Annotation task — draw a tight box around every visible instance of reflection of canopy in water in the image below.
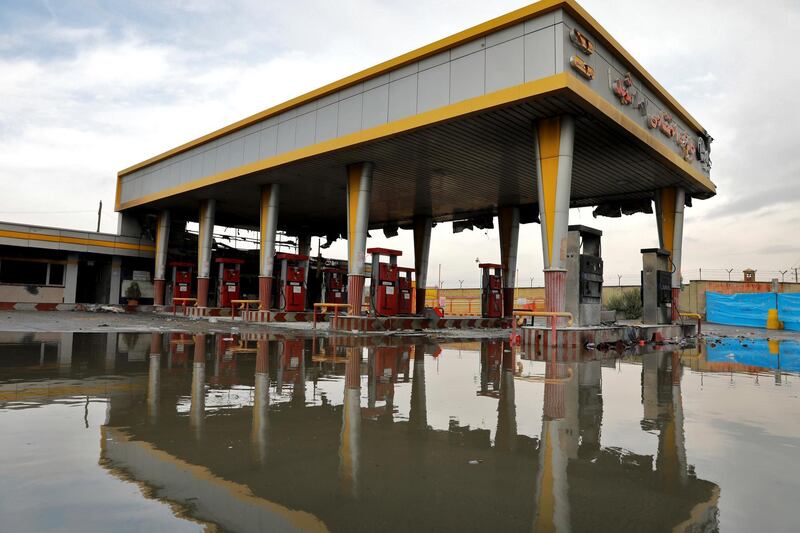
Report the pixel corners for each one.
[98,348,719,533]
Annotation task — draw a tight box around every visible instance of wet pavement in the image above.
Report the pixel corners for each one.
[1,330,799,532]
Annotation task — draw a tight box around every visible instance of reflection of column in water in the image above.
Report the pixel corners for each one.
[58,332,73,373]
[533,358,578,533]
[252,340,270,466]
[105,332,118,372]
[578,360,603,457]
[339,346,362,498]
[660,351,688,487]
[495,342,517,451]
[367,347,377,410]
[292,340,307,406]
[770,339,782,385]
[190,334,206,440]
[643,352,688,487]
[409,345,428,430]
[147,333,162,423]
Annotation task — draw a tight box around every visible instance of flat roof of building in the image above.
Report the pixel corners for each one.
[0,220,155,258]
[116,0,715,236]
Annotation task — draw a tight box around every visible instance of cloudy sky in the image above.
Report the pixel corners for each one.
[1,0,798,286]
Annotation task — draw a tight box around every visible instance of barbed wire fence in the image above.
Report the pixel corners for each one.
[435,267,800,289]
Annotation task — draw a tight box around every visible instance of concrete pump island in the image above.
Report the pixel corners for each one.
[109,0,715,347]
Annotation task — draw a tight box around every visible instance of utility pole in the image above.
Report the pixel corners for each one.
[96,201,102,233]
[780,270,788,282]
[726,268,734,281]
[699,268,702,280]
[617,274,622,287]
[530,276,534,288]
[438,263,442,304]
[795,268,798,283]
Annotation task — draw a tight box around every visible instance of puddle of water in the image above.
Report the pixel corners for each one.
[1,331,799,532]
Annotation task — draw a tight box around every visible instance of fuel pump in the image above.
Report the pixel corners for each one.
[565,225,603,326]
[169,261,194,304]
[322,267,348,304]
[215,258,244,308]
[367,248,402,316]
[479,263,504,318]
[641,248,672,324]
[396,267,414,315]
[275,253,309,312]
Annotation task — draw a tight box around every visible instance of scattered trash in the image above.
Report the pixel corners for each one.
[468,459,482,465]
[209,318,218,323]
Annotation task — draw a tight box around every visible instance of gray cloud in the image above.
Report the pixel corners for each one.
[0,0,799,285]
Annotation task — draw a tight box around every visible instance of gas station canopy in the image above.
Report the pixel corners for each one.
[116,0,715,235]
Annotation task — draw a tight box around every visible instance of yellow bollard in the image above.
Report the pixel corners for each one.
[766,309,784,330]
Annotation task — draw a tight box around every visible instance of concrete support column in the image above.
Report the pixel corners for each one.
[297,233,312,285]
[259,184,280,310]
[412,217,432,314]
[346,162,373,315]
[63,253,79,304]
[498,206,520,318]
[196,200,216,307]
[107,255,123,305]
[297,233,312,258]
[655,187,686,321]
[153,209,170,306]
[534,116,574,324]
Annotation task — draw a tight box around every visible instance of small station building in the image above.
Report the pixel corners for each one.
[109,0,714,331]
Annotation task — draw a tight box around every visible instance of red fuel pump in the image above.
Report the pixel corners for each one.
[216,258,245,308]
[169,261,194,303]
[479,263,504,318]
[367,248,402,316]
[396,267,414,315]
[276,253,309,312]
[322,267,348,304]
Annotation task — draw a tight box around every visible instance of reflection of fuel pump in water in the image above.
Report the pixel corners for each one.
[479,263,504,318]
[169,261,194,305]
[215,258,245,308]
[367,248,402,316]
[478,340,503,397]
[275,253,309,312]
[169,332,194,367]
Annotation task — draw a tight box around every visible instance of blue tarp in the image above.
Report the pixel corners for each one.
[706,292,776,328]
[777,293,800,332]
[706,338,800,372]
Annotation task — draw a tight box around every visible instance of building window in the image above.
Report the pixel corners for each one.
[0,260,48,285]
[48,263,65,286]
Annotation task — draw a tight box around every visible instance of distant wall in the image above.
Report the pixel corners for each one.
[683,281,800,316]
[424,281,800,317]
[0,285,65,303]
